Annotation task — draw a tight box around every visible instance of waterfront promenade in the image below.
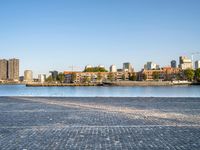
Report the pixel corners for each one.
[0,97,200,149]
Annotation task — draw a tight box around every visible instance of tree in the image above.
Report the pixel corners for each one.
[107,73,115,81]
[82,76,90,83]
[195,68,200,82]
[97,72,102,81]
[184,69,195,81]
[122,74,126,80]
[45,75,53,83]
[143,74,147,81]
[57,73,65,83]
[71,73,77,83]
[129,73,137,81]
[84,67,108,72]
[176,72,184,80]
[152,72,159,80]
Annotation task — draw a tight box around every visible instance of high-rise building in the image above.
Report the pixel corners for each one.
[50,71,58,81]
[171,60,177,68]
[179,56,193,70]
[110,65,117,72]
[195,60,200,69]
[38,74,46,83]
[0,59,8,80]
[144,62,159,70]
[24,70,33,82]
[123,62,133,72]
[8,58,19,81]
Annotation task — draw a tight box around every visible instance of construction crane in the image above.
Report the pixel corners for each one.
[68,66,81,72]
[191,52,200,63]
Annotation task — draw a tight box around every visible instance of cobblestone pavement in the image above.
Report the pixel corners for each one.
[0,97,200,150]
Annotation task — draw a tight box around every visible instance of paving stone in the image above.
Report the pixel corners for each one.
[0,97,200,149]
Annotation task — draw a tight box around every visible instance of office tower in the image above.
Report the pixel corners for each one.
[171,60,177,68]
[145,62,159,70]
[50,71,58,81]
[8,58,19,81]
[0,59,8,80]
[110,65,117,72]
[123,62,133,72]
[24,70,33,82]
[179,56,193,70]
[38,74,46,83]
[195,60,200,69]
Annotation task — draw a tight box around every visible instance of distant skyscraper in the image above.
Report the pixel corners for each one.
[110,65,117,72]
[179,56,193,70]
[38,74,46,83]
[24,70,33,82]
[195,60,200,69]
[171,60,177,68]
[8,58,19,81]
[0,59,8,80]
[145,62,159,70]
[123,62,133,72]
[50,71,58,81]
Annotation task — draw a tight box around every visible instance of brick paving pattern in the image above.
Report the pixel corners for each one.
[0,97,200,149]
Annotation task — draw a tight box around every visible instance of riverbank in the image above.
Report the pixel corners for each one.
[25,81,194,87]
[26,82,103,87]
[103,81,193,86]
[0,97,199,149]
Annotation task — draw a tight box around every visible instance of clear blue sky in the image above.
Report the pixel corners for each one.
[0,0,200,76]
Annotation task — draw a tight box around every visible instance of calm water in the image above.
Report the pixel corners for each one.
[0,85,200,97]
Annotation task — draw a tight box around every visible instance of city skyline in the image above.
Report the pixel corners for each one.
[0,55,199,78]
[0,0,200,76]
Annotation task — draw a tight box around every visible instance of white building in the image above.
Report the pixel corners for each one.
[85,65,92,70]
[123,62,133,72]
[144,62,159,70]
[179,56,193,70]
[98,65,105,69]
[38,74,46,83]
[110,65,117,72]
[195,60,200,69]
[24,70,33,82]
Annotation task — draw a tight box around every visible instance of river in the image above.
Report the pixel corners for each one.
[0,85,200,97]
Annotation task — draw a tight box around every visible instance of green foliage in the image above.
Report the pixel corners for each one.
[152,72,159,80]
[129,73,137,81]
[82,76,90,83]
[184,69,195,81]
[57,73,65,83]
[45,75,53,82]
[143,74,147,81]
[195,68,200,82]
[71,73,77,83]
[122,74,126,80]
[97,72,102,81]
[107,73,115,81]
[84,67,108,72]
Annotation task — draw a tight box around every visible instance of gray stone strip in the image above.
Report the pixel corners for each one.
[1,124,200,129]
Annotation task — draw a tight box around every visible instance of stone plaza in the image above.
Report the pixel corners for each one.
[0,97,200,149]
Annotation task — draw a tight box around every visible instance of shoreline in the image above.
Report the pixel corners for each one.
[0,81,199,87]
[25,81,196,87]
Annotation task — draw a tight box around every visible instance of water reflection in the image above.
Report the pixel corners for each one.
[0,85,199,97]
